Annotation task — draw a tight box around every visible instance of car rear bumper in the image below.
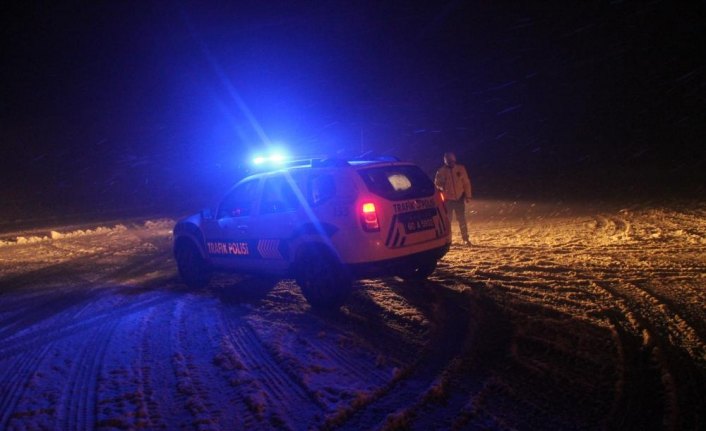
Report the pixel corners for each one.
[347,243,450,279]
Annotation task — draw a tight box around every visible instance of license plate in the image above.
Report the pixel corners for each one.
[403,217,435,233]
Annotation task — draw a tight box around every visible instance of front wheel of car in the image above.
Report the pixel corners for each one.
[175,242,211,289]
[295,246,351,309]
[398,258,437,281]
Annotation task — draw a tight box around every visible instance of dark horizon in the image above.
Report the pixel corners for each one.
[2,1,705,224]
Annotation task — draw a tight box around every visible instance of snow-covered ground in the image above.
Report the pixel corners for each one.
[0,200,704,430]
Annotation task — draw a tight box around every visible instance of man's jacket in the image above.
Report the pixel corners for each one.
[434,164,472,201]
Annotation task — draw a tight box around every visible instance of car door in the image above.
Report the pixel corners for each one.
[246,173,303,273]
[201,178,261,270]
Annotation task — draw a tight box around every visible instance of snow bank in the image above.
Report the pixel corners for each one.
[0,221,169,248]
[143,219,174,231]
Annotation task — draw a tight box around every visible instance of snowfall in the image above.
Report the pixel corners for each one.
[0,200,704,431]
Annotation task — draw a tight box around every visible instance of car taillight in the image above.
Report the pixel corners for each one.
[361,202,380,232]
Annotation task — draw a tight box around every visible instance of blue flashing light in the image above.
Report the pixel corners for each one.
[251,151,288,166]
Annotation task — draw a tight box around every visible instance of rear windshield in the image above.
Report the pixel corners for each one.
[358,165,436,201]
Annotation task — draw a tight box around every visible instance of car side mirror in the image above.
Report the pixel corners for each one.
[200,208,214,219]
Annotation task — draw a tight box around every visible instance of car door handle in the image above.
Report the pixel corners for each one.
[236,225,248,231]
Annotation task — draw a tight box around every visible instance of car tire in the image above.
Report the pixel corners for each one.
[295,246,351,309]
[175,242,211,289]
[398,258,437,281]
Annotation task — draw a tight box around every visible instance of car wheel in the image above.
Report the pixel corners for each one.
[295,246,351,308]
[398,258,437,281]
[175,242,211,288]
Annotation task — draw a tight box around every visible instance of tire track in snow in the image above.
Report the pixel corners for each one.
[92,304,164,430]
[452,209,688,429]
[588,280,680,429]
[305,334,390,385]
[331,288,429,362]
[211,316,262,430]
[179,297,260,430]
[609,304,686,430]
[368,289,511,431]
[475,252,703,430]
[170,297,275,430]
[600,308,662,430]
[591,280,706,430]
[446,376,520,431]
[0,345,51,430]
[249,292,407,414]
[465,276,618,428]
[0,292,174,360]
[330,284,480,430]
[0,287,98,343]
[0,295,174,429]
[0,243,176,352]
[616,280,705,362]
[475,267,599,318]
[170,299,218,430]
[245,309,394,415]
[55,319,120,431]
[137,297,182,430]
[126,306,157,430]
[221,308,324,428]
[591,268,706,343]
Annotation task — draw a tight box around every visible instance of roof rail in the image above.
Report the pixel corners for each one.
[349,155,400,162]
[311,158,350,168]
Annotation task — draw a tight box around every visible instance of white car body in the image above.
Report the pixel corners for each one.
[173,158,451,306]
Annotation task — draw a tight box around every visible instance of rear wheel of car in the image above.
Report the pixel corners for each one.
[176,242,211,289]
[295,246,351,309]
[398,258,437,281]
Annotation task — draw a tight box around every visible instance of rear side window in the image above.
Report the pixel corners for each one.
[261,175,301,214]
[308,174,336,206]
[358,165,435,200]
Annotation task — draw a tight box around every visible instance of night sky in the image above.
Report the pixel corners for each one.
[2,1,705,223]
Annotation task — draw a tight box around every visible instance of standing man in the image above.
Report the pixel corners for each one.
[434,152,473,246]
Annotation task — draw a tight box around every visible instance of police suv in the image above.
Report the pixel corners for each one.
[173,157,451,308]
